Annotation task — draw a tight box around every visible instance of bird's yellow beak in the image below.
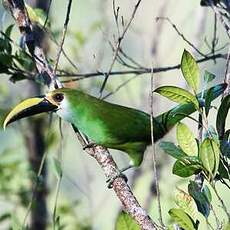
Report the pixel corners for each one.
[3,96,58,130]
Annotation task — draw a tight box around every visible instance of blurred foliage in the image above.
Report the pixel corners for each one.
[0,0,229,230]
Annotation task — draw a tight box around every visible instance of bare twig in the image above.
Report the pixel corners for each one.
[102,75,138,99]
[211,14,218,59]
[53,0,72,75]
[223,46,230,96]
[156,17,208,58]
[150,66,164,226]
[59,52,226,82]
[211,184,230,222]
[209,1,230,38]
[99,0,142,95]
[4,1,157,229]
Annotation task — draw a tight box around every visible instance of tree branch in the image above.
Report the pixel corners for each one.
[4,0,157,229]
[59,52,226,82]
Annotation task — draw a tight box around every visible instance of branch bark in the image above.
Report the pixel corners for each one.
[3,0,157,229]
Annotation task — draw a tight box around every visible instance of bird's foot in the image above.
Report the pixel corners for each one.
[82,142,97,150]
[106,172,128,189]
[106,165,134,188]
[120,165,134,173]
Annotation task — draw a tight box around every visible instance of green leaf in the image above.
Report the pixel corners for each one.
[0,213,11,222]
[160,141,187,160]
[0,53,12,66]
[176,122,198,156]
[168,208,196,230]
[199,138,220,178]
[181,50,200,93]
[9,73,27,83]
[5,24,14,38]
[203,185,212,203]
[154,86,199,109]
[204,71,215,83]
[175,189,197,219]
[156,83,227,131]
[115,211,140,230]
[188,181,211,218]
[216,95,230,139]
[173,159,201,177]
[205,87,215,116]
[218,159,229,179]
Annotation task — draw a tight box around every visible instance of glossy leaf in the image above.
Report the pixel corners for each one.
[216,95,230,139]
[175,189,197,219]
[205,87,216,116]
[115,211,140,230]
[168,208,196,230]
[5,24,14,39]
[154,86,199,109]
[157,83,227,130]
[199,138,220,178]
[173,159,201,177]
[188,181,211,218]
[204,70,216,83]
[181,50,200,93]
[160,142,187,160]
[176,122,198,156]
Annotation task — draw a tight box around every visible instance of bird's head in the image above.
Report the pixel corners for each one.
[3,88,72,129]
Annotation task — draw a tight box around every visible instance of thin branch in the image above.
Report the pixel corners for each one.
[5,1,157,229]
[102,75,138,99]
[209,1,230,38]
[53,0,72,75]
[74,129,158,229]
[43,0,52,28]
[156,17,208,58]
[59,52,226,82]
[211,183,230,222]
[99,0,142,95]
[150,66,164,226]
[211,13,218,59]
[223,46,230,96]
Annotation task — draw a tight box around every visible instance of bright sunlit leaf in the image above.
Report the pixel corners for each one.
[154,86,199,109]
[115,211,140,230]
[181,50,200,93]
[169,208,196,230]
[176,122,198,156]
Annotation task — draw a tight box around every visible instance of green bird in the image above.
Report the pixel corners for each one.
[3,83,226,167]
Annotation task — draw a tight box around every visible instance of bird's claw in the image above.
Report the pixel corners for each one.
[82,142,97,150]
[106,172,128,189]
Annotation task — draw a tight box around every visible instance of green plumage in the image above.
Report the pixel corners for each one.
[56,88,165,166]
[52,83,225,166]
[3,83,225,167]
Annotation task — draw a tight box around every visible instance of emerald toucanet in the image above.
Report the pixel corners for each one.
[3,84,226,167]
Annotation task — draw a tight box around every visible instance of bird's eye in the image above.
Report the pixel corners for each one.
[53,93,64,103]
